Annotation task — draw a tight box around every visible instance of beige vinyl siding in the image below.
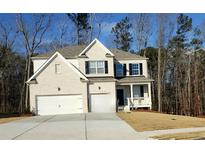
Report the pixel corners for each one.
[78,42,114,77]
[29,55,88,114]
[33,59,47,73]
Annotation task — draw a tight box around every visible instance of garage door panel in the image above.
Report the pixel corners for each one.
[91,94,115,113]
[37,95,83,115]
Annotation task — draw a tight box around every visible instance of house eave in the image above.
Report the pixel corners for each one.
[31,57,48,60]
[114,57,149,61]
[116,76,154,85]
[26,79,37,84]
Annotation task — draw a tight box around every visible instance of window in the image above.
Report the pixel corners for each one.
[88,61,105,74]
[129,63,143,75]
[133,85,144,97]
[132,64,139,75]
[89,61,96,74]
[97,61,105,73]
[55,64,61,74]
[116,64,123,77]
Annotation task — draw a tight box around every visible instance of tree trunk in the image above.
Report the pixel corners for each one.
[25,55,31,112]
[187,54,191,115]
[19,54,30,113]
[157,47,161,112]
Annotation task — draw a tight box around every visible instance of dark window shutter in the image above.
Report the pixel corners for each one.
[139,63,143,75]
[129,64,132,75]
[85,61,89,74]
[114,64,116,76]
[105,61,108,74]
[123,64,126,76]
[140,85,144,97]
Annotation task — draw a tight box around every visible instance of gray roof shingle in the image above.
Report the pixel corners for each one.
[116,76,154,83]
[32,45,86,59]
[110,49,145,60]
[88,77,116,82]
[87,76,154,83]
[32,45,146,60]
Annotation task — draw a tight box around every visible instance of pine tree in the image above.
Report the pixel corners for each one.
[111,17,133,51]
[168,13,192,114]
[67,13,91,45]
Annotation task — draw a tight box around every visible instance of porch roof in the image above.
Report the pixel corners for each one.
[116,76,154,83]
[88,77,116,82]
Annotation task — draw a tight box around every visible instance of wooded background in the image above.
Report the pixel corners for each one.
[0,13,205,116]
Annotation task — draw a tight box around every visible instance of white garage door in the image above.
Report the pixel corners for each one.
[37,95,83,115]
[90,94,115,113]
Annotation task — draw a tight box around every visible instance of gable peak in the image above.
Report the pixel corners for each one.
[78,38,114,57]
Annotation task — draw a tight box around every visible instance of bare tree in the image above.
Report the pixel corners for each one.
[156,14,165,112]
[89,14,110,40]
[0,24,26,114]
[0,22,17,49]
[133,14,152,56]
[16,14,51,112]
[57,20,69,47]
[156,14,175,112]
[0,21,19,113]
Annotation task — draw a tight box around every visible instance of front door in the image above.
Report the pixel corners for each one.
[117,89,124,106]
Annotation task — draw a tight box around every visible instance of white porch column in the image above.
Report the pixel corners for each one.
[130,84,133,110]
[130,84,133,100]
[148,83,152,110]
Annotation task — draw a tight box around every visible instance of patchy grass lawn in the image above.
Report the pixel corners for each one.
[152,131,205,140]
[0,116,30,124]
[117,111,205,132]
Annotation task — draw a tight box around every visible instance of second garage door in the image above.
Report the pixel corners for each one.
[90,94,115,113]
[37,95,83,115]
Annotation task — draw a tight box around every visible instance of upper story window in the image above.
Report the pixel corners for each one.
[115,63,126,77]
[97,61,105,73]
[85,61,108,74]
[55,64,61,74]
[132,64,139,75]
[129,63,143,75]
[116,64,123,77]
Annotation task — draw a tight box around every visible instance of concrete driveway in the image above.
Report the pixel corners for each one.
[0,113,141,140]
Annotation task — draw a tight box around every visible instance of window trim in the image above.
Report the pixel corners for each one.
[116,63,124,77]
[55,63,61,74]
[130,63,140,76]
[97,61,105,74]
[133,85,144,97]
[88,60,105,74]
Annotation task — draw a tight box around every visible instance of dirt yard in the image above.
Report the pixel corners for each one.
[117,111,205,132]
[0,116,29,124]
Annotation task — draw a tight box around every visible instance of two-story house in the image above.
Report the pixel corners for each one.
[27,39,153,115]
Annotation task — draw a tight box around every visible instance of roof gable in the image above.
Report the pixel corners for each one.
[27,52,88,83]
[31,39,145,60]
[78,38,114,57]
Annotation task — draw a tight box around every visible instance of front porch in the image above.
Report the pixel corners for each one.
[116,83,152,111]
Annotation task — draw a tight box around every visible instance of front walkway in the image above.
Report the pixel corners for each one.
[139,127,205,139]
